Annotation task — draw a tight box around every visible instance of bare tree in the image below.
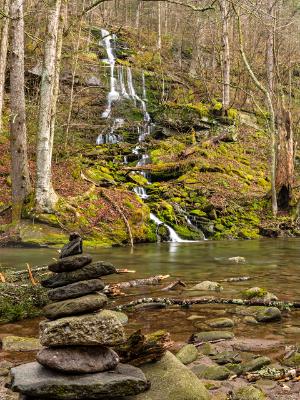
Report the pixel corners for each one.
[9,0,31,222]
[220,0,230,111]
[35,0,62,212]
[0,0,10,133]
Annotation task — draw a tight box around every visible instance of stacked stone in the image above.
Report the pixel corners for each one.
[10,251,148,399]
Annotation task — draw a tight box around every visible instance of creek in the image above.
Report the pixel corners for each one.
[0,239,300,356]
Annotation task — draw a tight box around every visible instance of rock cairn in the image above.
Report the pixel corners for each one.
[10,237,148,399]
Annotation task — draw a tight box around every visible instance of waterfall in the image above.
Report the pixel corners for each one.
[149,213,187,243]
[126,67,150,122]
[119,66,130,99]
[101,29,119,119]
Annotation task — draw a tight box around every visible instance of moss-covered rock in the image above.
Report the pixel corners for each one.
[232,385,266,400]
[176,344,199,365]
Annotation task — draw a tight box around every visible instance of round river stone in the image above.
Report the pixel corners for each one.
[41,261,117,288]
[48,255,92,273]
[43,293,108,320]
[37,346,119,373]
[40,310,125,347]
[47,279,105,301]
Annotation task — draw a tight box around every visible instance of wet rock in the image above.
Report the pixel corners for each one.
[1,336,41,352]
[232,338,282,352]
[191,364,231,380]
[199,343,217,356]
[10,361,149,399]
[190,331,234,343]
[240,357,271,373]
[41,261,117,288]
[47,279,105,301]
[40,310,125,347]
[126,351,210,400]
[176,344,198,365]
[211,351,242,365]
[192,281,223,291]
[242,287,278,302]
[43,293,108,320]
[236,306,281,323]
[109,310,129,325]
[232,385,266,400]
[282,352,300,367]
[207,318,234,328]
[48,255,92,273]
[37,346,119,373]
[243,316,258,325]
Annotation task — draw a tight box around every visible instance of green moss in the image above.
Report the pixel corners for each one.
[242,287,268,299]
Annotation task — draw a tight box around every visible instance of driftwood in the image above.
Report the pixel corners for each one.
[114,296,300,311]
[104,275,170,296]
[115,330,173,366]
[245,367,300,382]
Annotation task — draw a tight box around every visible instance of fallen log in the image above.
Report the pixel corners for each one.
[104,275,170,296]
[245,366,300,382]
[115,330,173,366]
[113,296,300,311]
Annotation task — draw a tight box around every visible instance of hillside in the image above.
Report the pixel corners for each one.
[1,24,300,247]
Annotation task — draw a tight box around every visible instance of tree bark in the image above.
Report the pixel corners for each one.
[9,0,31,222]
[35,0,62,212]
[0,0,10,133]
[220,0,230,112]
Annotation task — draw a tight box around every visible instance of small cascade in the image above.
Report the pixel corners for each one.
[149,213,187,243]
[101,29,119,119]
[133,186,148,199]
[96,118,124,145]
[127,67,150,122]
[118,66,130,99]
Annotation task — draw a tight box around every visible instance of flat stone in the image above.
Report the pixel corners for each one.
[176,344,198,365]
[190,331,234,343]
[40,310,125,347]
[240,357,271,373]
[43,293,108,320]
[37,346,119,373]
[126,351,210,400]
[41,261,117,288]
[211,351,242,365]
[232,338,282,352]
[10,361,149,399]
[191,281,223,291]
[48,279,105,301]
[207,318,234,328]
[48,255,92,273]
[1,336,41,352]
[191,364,231,380]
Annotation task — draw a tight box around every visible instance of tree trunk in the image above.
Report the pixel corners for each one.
[35,0,62,212]
[220,0,230,112]
[275,106,294,210]
[0,0,10,133]
[9,0,31,222]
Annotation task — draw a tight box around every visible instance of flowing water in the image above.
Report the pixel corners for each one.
[1,239,300,351]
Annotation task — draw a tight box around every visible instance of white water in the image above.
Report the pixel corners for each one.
[149,213,188,243]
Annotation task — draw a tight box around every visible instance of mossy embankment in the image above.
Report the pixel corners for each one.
[1,25,300,247]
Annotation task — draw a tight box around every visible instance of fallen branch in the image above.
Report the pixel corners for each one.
[104,275,170,296]
[245,367,300,382]
[26,263,37,286]
[113,296,300,311]
[161,280,186,290]
[115,330,173,366]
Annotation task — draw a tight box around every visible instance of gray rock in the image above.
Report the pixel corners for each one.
[48,279,105,301]
[236,306,281,323]
[190,331,234,343]
[1,336,41,352]
[176,344,198,365]
[37,346,119,373]
[10,361,149,399]
[40,310,125,347]
[207,318,234,328]
[48,255,92,273]
[41,261,117,288]
[126,351,210,400]
[43,293,108,320]
[232,385,266,400]
[191,281,223,291]
[240,357,271,374]
[191,364,231,380]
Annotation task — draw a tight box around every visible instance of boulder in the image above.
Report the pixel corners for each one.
[207,318,234,328]
[191,364,231,380]
[242,287,278,302]
[126,351,210,400]
[40,310,125,347]
[47,279,105,301]
[191,281,223,291]
[41,261,117,288]
[232,385,266,400]
[43,293,108,320]
[235,306,281,323]
[37,346,119,373]
[176,344,198,365]
[48,255,92,273]
[190,331,234,343]
[1,336,41,352]
[10,361,149,399]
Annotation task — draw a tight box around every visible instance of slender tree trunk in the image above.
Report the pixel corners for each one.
[157,1,162,50]
[0,0,10,133]
[9,0,31,222]
[35,0,62,212]
[220,0,230,112]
